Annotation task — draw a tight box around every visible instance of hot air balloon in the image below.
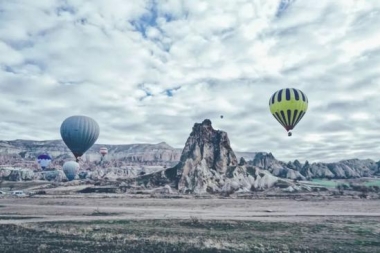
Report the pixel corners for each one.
[99,147,108,163]
[220,115,224,119]
[99,147,108,157]
[62,161,79,181]
[269,88,308,136]
[37,154,51,170]
[60,115,100,162]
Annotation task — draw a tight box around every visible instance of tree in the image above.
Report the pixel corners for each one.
[336,184,344,195]
[359,186,369,199]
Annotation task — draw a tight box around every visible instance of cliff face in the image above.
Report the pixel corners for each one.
[177,119,237,174]
[175,119,238,193]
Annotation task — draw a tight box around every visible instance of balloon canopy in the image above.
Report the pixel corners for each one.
[60,115,100,161]
[269,88,308,136]
[99,147,108,156]
[37,154,52,170]
[62,161,80,181]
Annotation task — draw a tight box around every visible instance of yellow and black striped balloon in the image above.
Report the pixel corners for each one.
[269,88,308,135]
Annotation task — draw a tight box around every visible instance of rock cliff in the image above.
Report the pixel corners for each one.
[137,119,279,194]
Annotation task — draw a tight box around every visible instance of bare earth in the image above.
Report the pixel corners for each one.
[1,195,380,252]
[2,195,380,223]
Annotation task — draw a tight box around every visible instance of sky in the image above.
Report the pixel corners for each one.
[1,0,380,163]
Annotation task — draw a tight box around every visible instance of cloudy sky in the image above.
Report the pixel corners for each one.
[1,0,380,163]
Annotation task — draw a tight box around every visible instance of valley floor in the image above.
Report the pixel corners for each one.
[1,196,380,252]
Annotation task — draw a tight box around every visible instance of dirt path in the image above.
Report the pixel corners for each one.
[1,196,380,224]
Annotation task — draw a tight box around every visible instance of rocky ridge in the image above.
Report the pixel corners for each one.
[0,123,379,183]
[0,140,257,169]
[250,153,379,180]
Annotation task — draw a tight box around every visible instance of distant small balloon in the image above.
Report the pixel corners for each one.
[99,147,108,156]
[62,161,80,181]
[220,115,224,119]
[37,154,51,170]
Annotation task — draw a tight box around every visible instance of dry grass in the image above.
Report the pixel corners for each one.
[1,195,380,252]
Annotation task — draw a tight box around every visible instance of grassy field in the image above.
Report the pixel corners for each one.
[364,180,380,187]
[309,178,380,188]
[1,218,380,253]
[310,179,341,188]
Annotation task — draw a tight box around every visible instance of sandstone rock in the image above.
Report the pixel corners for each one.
[0,167,34,181]
[310,163,335,178]
[0,140,182,169]
[136,119,280,194]
[175,119,238,193]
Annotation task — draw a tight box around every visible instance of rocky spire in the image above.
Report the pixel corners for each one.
[178,119,237,172]
[174,119,238,193]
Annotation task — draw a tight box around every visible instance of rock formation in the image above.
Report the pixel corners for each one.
[0,140,182,168]
[137,119,279,194]
[0,140,257,170]
[248,152,379,180]
[0,167,68,181]
[174,119,238,193]
[0,122,379,183]
[0,167,35,181]
[250,153,305,180]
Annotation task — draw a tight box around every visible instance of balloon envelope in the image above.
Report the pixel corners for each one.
[60,115,100,160]
[99,147,108,155]
[62,161,79,181]
[269,88,308,133]
[37,154,51,170]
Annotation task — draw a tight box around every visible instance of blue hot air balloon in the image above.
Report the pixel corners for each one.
[60,115,100,162]
[62,161,79,181]
[37,154,52,170]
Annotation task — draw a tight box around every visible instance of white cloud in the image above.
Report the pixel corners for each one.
[1,0,380,163]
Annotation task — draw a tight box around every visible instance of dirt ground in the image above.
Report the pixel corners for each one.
[1,195,380,222]
[1,194,380,252]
